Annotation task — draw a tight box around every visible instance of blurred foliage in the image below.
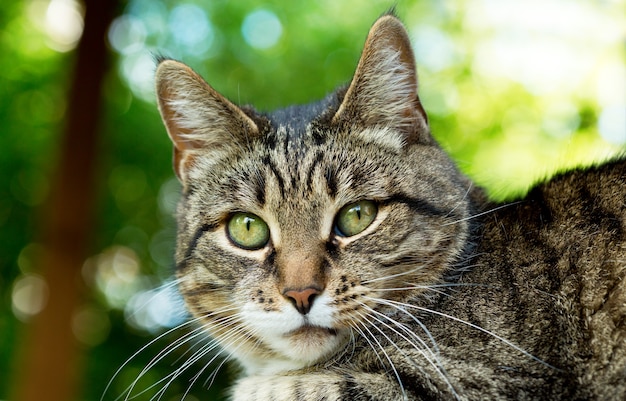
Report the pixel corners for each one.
[1,0,624,400]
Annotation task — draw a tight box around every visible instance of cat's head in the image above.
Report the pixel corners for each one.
[155,14,473,374]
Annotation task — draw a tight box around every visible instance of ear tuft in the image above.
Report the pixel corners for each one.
[155,60,258,183]
[333,15,431,146]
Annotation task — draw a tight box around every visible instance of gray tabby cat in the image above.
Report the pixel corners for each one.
[154,13,626,401]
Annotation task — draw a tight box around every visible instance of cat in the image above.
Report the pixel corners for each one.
[154,12,626,401]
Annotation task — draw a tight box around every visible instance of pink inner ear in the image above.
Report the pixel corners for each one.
[156,84,197,181]
[171,146,194,182]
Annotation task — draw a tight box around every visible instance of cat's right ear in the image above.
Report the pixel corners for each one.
[155,59,258,184]
[332,15,431,147]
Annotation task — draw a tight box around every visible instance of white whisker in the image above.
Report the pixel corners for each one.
[357,301,435,359]
[372,282,487,293]
[352,311,408,401]
[442,202,522,226]
[444,181,473,218]
[177,321,256,398]
[102,316,201,401]
[109,305,243,401]
[371,297,558,370]
[361,265,425,285]
[158,313,255,399]
[125,323,220,400]
[357,301,460,400]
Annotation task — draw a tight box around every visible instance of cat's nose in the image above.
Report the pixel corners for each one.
[283,287,321,315]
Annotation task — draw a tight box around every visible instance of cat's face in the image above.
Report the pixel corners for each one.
[156,16,472,374]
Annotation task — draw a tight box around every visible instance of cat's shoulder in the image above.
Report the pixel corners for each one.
[540,154,626,191]
[476,154,626,271]
[485,155,626,221]
[526,154,626,217]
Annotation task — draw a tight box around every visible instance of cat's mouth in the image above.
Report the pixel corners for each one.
[287,324,338,337]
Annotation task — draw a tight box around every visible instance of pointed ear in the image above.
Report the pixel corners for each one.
[155,59,258,183]
[333,15,431,146]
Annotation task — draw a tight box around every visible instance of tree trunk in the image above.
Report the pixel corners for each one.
[11,1,117,400]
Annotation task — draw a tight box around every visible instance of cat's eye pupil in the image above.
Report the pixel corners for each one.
[335,200,378,237]
[227,212,270,250]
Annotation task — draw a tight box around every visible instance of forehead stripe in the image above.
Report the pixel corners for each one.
[305,151,324,192]
[263,156,286,198]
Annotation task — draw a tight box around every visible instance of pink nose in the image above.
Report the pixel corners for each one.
[283,287,322,315]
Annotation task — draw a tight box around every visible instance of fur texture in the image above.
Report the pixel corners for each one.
[155,13,626,400]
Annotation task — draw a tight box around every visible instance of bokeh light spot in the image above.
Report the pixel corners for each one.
[169,4,214,56]
[599,105,626,145]
[242,9,283,50]
[120,52,157,102]
[108,15,147,55]
[125,281,186,332]
[12,274,49,321]
[412,26,458,72]
[88,246,147,309]
[44,0,85,52]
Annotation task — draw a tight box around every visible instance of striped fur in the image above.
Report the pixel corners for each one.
[155,13,626,401]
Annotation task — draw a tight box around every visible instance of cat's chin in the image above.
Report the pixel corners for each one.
[253,325,349,373]
[237,325,349,375]
[282,325,348,361]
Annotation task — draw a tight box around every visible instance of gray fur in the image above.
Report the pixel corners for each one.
[155,13,626,401]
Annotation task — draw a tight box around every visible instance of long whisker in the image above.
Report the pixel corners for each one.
[361,301,439,355]
[442,202,522,226]
[115,306,242,401]
[153,342,216,401]
[357,301,460,400]
[353,311,408,401]
[444,181,473,218]
[180,323,261,400]
[202,351,234,390]
[144,343,216,401]
[124,318,231,401]
[371,297,559,370]
[357,301,435,359]
[132,308,244,397]
[102,315,202,401]
[152,313,252,400]
[372,282,489,293]
[361,265,425,285]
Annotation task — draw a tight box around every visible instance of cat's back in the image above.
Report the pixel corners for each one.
[480,156,626,305]
[450,156,626,399]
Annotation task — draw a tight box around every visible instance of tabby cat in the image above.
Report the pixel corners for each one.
[154,13,626,401]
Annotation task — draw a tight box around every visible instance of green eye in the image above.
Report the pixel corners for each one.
[227,212,270,250]
[335,200,378,237]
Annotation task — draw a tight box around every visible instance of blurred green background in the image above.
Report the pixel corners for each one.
[1,0,624,400]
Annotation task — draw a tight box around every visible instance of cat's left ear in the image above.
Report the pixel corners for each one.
[333,15,431,146]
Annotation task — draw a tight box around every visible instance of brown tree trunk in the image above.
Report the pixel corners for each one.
[11,1,117,400]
